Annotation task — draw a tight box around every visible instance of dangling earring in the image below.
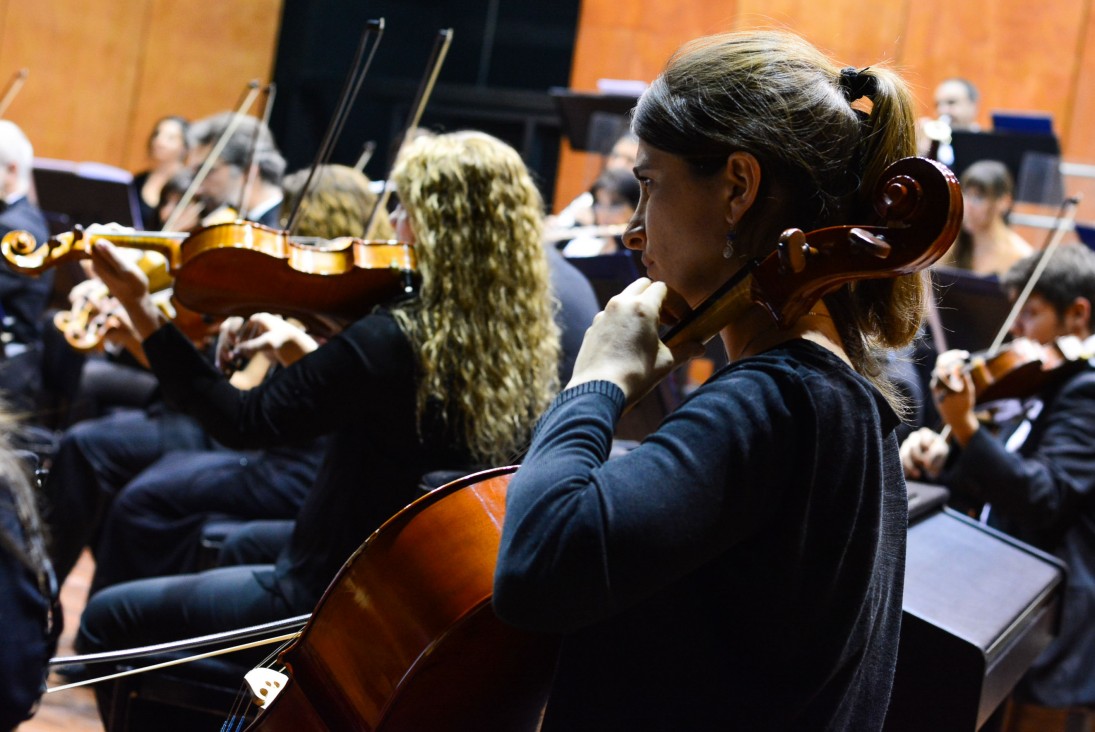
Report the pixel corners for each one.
[723,229,736,259]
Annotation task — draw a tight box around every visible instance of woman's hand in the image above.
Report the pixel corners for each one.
[216,313,318,372]
[899,426,950,480]
[89,240,164,340]
[567,278,704,403]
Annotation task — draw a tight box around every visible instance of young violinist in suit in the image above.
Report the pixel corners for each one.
[494,30,925,729]
[79,131,562,725]
[901,243,1095,728]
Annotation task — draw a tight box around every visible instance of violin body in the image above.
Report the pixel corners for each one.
[171,221,416,336]
[2,220,418,337]
[952,336,1093,405]
[245,466,557,732]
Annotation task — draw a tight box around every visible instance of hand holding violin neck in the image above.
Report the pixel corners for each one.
[1,226,185,276]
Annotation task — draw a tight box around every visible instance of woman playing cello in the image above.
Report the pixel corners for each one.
[78,131,561,725]
[494,31,923,729]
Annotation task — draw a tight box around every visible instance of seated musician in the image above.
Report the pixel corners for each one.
[82,163,399,594]
[901,243,1095,728]
[0,401,58,729]
[0,120,51,351]
[185,111,286,227]
[494,30,923,728]
[943,160,1033,277]
[131,115,189,230]
[78,131,563,724]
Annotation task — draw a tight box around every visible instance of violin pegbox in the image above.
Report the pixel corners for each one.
[245,667,289,708]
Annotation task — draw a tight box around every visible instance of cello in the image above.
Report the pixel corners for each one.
[234,155,961,731]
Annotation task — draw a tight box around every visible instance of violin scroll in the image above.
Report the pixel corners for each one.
[2,226,185,276]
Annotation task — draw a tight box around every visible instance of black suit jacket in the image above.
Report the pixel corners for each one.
[0,197,52,343]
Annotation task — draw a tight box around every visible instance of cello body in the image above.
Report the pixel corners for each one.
[245,466,558,732]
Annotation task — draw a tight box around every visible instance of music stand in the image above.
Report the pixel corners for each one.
[550,88,639,154]
[991,111,1054,135]
[949,130,1062,188]
[930,266,1012,353]
[32,158,143,235]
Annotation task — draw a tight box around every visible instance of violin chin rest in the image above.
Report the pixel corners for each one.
[245,667,289,708]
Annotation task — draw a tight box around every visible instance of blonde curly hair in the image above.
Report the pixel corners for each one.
[279,164,394,240]
[391,131,560,465]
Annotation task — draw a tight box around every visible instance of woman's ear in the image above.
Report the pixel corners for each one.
[723,151,761,227]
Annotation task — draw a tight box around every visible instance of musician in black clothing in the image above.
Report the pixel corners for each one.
[78,131,563,725]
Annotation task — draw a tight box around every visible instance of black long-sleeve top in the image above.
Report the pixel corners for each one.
[945,367,1095,708]
[143,309,472,608]
[495,340,907,730]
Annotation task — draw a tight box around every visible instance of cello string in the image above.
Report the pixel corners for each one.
[284,18,385,236]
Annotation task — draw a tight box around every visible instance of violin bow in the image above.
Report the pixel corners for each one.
[361,27,454,238]
[0,68,28,119]
[161,80,263,233]
[235,82,278,222]
[353,140,377,173]
[46,614,311,693]
[284,18,386,236]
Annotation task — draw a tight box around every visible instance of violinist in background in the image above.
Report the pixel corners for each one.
[79,131,562,726]
[559,167,640,257]
[0,400,58,730]
[901,243,1095,730]
[131,115,189,230]
[549,131,640,230]
[80,163,400,590]
[185,111,285,227]
[0,120,51,352]
[495,30,923,729]
[943,160,1033,277]
[916,77,981,164]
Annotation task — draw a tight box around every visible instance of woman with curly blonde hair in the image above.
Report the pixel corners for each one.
[76,130,560,719]
[391,131,559,464]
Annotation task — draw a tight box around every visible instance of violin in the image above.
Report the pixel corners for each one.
[937,336,1094,406]
[1,221,417,337]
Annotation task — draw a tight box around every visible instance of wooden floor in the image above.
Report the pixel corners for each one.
[20,550,105,731]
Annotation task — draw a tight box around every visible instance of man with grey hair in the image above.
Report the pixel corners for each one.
[0,120,51,347]
[186,112,286,227]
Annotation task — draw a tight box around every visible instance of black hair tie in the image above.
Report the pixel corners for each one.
[839,66,876,102]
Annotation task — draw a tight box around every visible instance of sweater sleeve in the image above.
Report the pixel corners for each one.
[141,312,414,450]
[494,368,796,633]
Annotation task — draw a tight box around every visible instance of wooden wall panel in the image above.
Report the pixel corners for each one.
[559,0,1095,226]
[0,0,281,175]
[122,0,282,170]
[899,0,1086,132]
[0,0,147,164]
